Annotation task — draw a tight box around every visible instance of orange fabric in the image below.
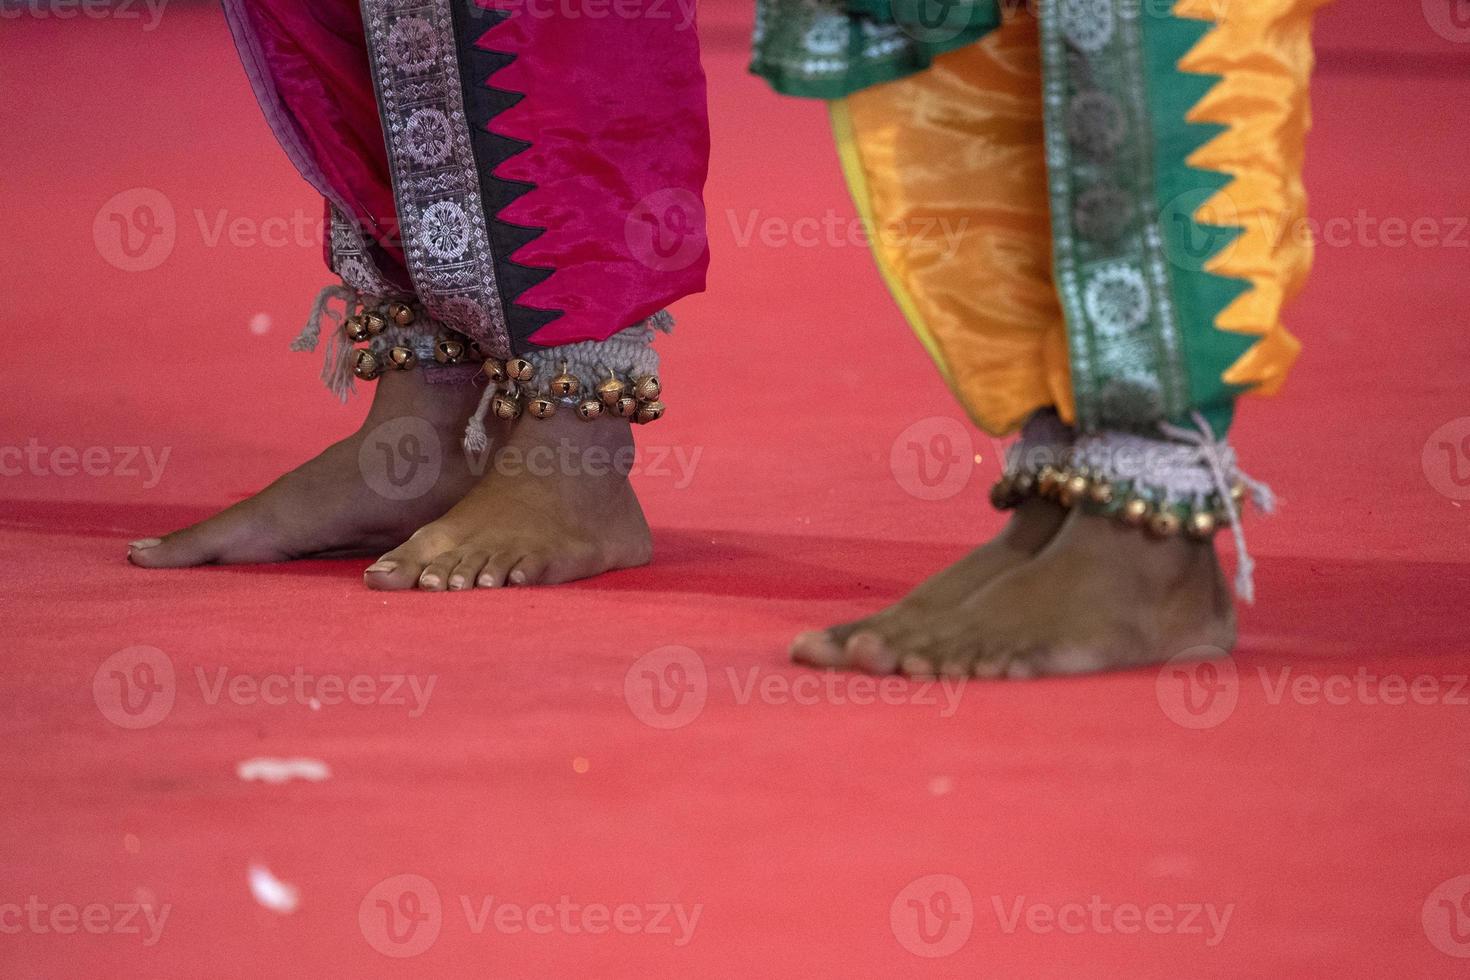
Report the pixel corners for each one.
[836,12,1072,437]
[835,1,1323,434]
[1180,0,1327,396]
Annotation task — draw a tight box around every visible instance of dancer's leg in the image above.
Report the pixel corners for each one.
[132,0,710,591]
[767,0,1325,675]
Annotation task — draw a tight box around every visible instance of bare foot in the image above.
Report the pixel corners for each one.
[846,509,1236,678]
[361,410,652,591]
[789,498,1068,670]
[127,371,482,567]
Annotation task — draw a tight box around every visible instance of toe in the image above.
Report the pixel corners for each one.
[790,630,846,668]
[364,527,451,591]
[448,552,489,591]
[899,654,937,677]
[846,631,899,675]
[417,553,460,592]
[507,554,549,587]
[126,527,226,568]
[971,651,1013,680]
[476,551,515,589]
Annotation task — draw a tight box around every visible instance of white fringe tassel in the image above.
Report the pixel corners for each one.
[463,384,497,456]
[1160,412,1276,605]
[291,284,361,403]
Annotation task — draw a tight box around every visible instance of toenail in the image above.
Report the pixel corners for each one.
[509,570,527,584]
[420,574,441,588]
[365,560,397,573]
[448,576,465,589]
[129,538,162,550]
[477,574,496,588]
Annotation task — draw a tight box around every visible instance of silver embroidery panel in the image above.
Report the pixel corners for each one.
[1040,0,1190,431]
[360,0,512,359]
[328,204,410,301]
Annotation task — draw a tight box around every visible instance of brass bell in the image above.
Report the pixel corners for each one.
[352,349,381,380]
[1037,466,1061,498]
[344,316,372,343]
[634,400,665,424]
[549,370,581,398]
[434,338,466,364]
[361,311,388,336]
[1013,472,1036,497]
[612,396,638,418]
[1059,474,1090,508]
[482,358,506,384]
[387,346,416,369]
[1230,483,1246,505]
[596,377,627,406]
[492,392,522,421]
[989,477,1016,510]
[1120,496,1149,527]
[1148,509,1182,538]
[576,399,605,421]
[631,375,661,402]
[527,396,557,420]
[388,301,416,327]
[1187,510,1218,540]
[505,358,535,383]
[1087,480,1115,506]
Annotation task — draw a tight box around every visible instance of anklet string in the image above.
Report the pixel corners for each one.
[290,284,671,453]
[992,410,1276,604]
[1159,412,1276,604]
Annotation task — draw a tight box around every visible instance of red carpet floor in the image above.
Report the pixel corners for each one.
[3,2,1469,976]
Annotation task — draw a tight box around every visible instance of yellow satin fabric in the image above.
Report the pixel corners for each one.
[834,13,1071,436]
[833,1,1322,435]
[1180,0,1328,396]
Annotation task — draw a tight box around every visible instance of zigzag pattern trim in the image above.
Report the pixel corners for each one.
[450,2,562,352]
[1171,0,1322,400]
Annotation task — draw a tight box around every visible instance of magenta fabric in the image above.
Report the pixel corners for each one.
[230,1,710,345]
[226,0,408,284]
[472,4,710,345]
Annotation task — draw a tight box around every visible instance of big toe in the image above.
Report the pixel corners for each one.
[790,630,846,668]
[364,527,452,591]
[127,526,226,568]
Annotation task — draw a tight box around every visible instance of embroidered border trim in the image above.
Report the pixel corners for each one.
[1039,0,1190,431]
[360,0,511,357]
[328,203,410,301]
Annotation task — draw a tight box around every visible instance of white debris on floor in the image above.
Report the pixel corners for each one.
[235,757,331,784]
[248,864,299,914]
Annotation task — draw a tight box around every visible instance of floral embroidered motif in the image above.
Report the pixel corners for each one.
[361,0,510,355]
[1084,264,1151,337]
[1061,0,1115,54]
